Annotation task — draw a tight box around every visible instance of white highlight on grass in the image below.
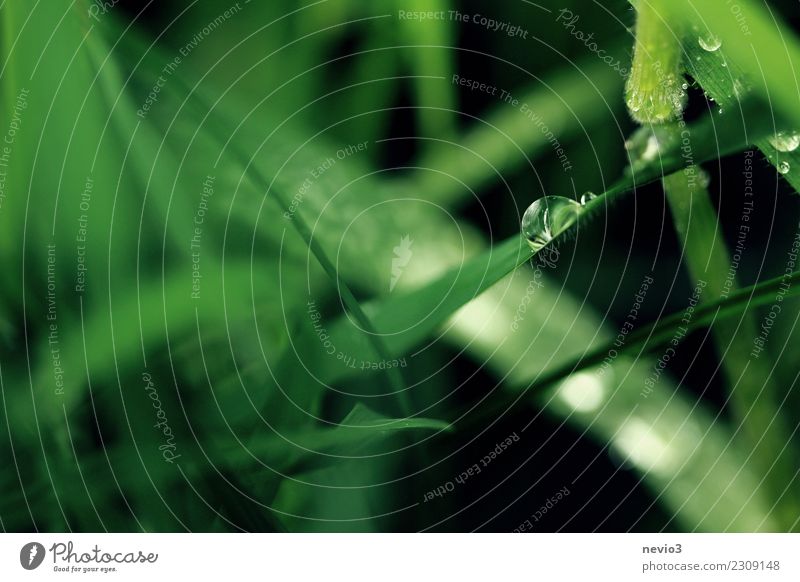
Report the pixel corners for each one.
[612,417,677,475]
[557,372,605,413]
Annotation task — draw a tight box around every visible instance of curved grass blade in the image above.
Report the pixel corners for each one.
[309,104,772,388]
[411,51,627,208]
[674,0,800,130]
[663,167,799,527]
[684,26,800,192]
[533,268,800,391]
[224,403,450,475]
[174,81,410,410]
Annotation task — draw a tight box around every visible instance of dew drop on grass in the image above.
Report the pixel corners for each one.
[580,192,597,206]
[768,132,800,153]
[521,196,583,252]
[698,34,722,52]
[624,125,676,171]
[778,161,791,175]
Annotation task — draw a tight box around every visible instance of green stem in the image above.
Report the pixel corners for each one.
[534,269,800,396]
[626,0,687,123]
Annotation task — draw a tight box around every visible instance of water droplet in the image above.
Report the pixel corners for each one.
[625,67,686,123]
[580,192,597,206]
[624,126,677,170]
[718,107,724,114]
[768,131,800,153]
[697,168,711,189]
[778,161,791,175]
[698,34,722,52]
[681,82,689,90]
[521,196,583,252]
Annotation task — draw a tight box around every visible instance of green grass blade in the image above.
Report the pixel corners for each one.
[411,52,627,207]
[684,24,800,191]
[235,403,450,475]
[675,0,800,129]
[300,104,768,391]
[398,0,456,142]
[175,82,411,411]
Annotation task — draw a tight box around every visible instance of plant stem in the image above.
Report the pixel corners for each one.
[663,167,799,530]
[626,0,686,123]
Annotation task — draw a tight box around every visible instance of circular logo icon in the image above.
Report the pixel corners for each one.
[20,542,46,570]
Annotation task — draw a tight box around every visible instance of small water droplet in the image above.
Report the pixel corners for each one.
[698,34,722,52]
[580,192,597,206]
[718,107,724,114]
[624,126,678,175]
[768,131,800,153]
[521,196,583,252]
[778,161,791,175]
[681,82,689,90]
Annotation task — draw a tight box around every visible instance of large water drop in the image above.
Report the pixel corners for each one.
[521,196,583,252]
[698,34,722,52]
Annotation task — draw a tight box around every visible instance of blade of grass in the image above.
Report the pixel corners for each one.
[675,0,800,129]
[663,167,799,528]
[176,81,411,413]
[301,104,770,390]
[643,0,800,184]
[436,247,776,530]
[533,268,800,391]
[234,403,450,475]
[398,0,457,142]
[683,22,800,192]
[546,356,776,531]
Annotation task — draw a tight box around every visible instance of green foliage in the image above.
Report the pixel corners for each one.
[1,0,799,532]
